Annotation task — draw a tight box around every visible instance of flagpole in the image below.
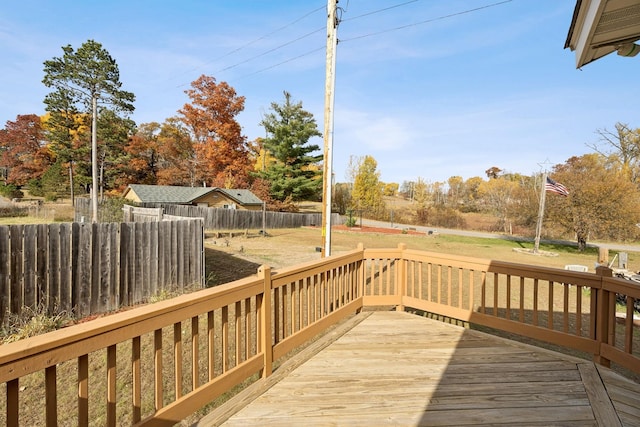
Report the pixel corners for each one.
[533,171,547,253]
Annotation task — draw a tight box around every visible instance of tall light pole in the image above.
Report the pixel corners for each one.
[321,0,338,257]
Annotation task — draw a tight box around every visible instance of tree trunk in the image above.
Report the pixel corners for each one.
[577,234,587,252]
[68,161,75,207]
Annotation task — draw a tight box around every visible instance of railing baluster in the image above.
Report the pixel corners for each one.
[192,316,199,389]
[548,281,554,329]
[78,354,89,426]
[506,275,511,320]
[519,277,525,322]
[174,322,183,398]
[235,301,242,366]
[222,306,229,372]
[625,297,633,353]
[533,279,539,326]
[469,270,475,311]
[207,311,214,381]
[458,268,463,308]
[132,337,141,423]
[493,274,499,316]
[274,286,280,343]
[245,298,252,359]
[563,284,570,333]
[447,266,452,306]
[576,286,583,337]
[45,365,57,426]
[7,378,19,427]
[107,344,116,427]
[427,263,432,302]
[437,265,442,304]
[154,328,163,410]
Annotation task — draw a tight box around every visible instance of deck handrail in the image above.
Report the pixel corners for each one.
[1,244,638,426]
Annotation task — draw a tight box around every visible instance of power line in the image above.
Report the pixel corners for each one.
[341,0,513,43]
[237,46,325,80]
[214,27,325,75]
[342,0,420,22]
[174,4,325,86]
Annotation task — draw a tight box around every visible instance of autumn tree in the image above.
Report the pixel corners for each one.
[546,154,640,250]
[350,155,386,219]
[477,175,520,233]
[588,122,640,183]
[41,95,90,204]
[179,75,249,188]
[257,91,322,202]
[155,118,196,186]
[447,176,464,207]
[462,176,484,211]
[43,39,135,222]
[123,122,161,185]
[0,114,51,188]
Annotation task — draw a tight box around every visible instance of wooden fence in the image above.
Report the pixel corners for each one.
[144,203,343,230]
[74,197,343,229]
[0,219,204,325]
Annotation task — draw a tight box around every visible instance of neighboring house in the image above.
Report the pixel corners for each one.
[123,184,264,211]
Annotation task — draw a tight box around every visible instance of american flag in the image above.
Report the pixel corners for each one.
[545,177,569,196]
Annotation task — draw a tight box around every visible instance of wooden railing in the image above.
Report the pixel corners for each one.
[1,244,638,426]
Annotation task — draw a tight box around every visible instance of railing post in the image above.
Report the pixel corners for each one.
[258,265,273,377]
[397,243,407,312]
[594,265,612,367]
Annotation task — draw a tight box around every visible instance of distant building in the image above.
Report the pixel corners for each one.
[123,184,264,211]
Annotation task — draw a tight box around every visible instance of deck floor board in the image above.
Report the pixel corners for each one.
[199,311,640,426]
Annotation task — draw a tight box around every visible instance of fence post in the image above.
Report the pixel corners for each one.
[258,265,273,378]
[594,265,612,367]
[397,243,407,312]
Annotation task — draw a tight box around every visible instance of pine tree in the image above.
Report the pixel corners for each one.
[258,92,322,202]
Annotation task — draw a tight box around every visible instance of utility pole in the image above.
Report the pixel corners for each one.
[321,0,338,257]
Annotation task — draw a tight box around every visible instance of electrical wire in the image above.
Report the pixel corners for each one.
[341,0,513,43]
[174,4,325,86]
[214,27,325,75]
[342,0,420,22]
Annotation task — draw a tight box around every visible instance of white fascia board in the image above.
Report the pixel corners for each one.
[574,0,607,67]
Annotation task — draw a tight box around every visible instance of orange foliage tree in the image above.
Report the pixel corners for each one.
[179,75,250,188]
[0,114,52,187]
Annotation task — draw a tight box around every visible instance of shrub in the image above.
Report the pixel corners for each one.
[1,304,74,343]
[0,184,23,199]
[0,205,28,218]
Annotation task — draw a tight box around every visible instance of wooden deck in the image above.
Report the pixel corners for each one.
[198,311,640,426]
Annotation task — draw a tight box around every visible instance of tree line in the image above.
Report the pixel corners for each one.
[2,40,639,250]
[0,40,323,214]
[342,123,640,250]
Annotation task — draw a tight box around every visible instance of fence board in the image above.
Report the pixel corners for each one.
[10,225,23,315]
[0,226,9,323]
[36,224,48,310]
[0,219,204,326]
[58,223,71,313]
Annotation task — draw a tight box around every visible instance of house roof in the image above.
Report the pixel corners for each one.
[217,188,264,206]
[125,184,263,206]
[565,0,640,68]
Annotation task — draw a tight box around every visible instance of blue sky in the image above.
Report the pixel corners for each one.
[1,1,638,185]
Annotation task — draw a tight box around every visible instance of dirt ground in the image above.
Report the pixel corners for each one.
[203,225,425,285]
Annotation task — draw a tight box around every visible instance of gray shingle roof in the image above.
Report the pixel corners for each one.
[217,188,264,206]
[127,184,263,206]
[128,184,212,203]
